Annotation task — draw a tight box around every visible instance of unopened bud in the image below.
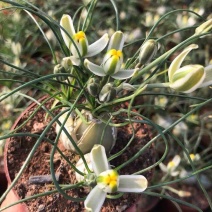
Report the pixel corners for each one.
[99,83,116,102]
[87,78,100,97]
[61,57,73,71]
[53,64,67,81]
[138,39,158,66]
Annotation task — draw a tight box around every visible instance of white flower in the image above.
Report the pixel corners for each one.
[168,44,206,93]
[84,31,137,80]
[60,14,109,64]
[82,145,148,212]
[159,155,181,177]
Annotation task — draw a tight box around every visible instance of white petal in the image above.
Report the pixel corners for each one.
[84,59,106,77]
[75,153,92,182]
[69,56,80,66]
[117,175,148,193]
[60,14,76,49]
[86,34,109,57]
[84,185,106,212]
[112,69,136,80]
[107,31,125,50]
[172,155,181,167]
[171,171,180,177]
[168,44,198,82]
[90,145,110,175]
[199,65,212,88]
[159,162,168,173]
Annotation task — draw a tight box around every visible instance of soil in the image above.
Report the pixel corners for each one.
[5,97,155,212]
[167,183,212,211]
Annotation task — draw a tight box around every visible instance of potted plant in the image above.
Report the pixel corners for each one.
[0,0,212,211]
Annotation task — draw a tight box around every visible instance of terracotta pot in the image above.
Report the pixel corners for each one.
[0,98,41,212]
[0,188,28,212]
[0,156,7,197]
[1,97,155,211]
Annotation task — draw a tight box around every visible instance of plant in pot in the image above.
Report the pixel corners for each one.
[0,0,212,211]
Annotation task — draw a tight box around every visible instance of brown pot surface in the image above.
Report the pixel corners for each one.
[3,97,155,211]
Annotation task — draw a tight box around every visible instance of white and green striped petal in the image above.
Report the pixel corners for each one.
[84,185,106,212]
[199,65,212,88]
[107,31,125,50]
[168,44,198,83]
[112,69,136,80]
[84,59,106,76]
[87,34,109,57]
[170,65,205,93]
[60,14,76,49]
[90,145,110,175]
[117,175,148,193]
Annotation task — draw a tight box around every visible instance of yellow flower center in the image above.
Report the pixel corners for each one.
[97,169,119,193]
[108,49,123,58]
[167,161,175,169]
[74,31,86,41]
[189,154,195,161]
[103,172,118,187]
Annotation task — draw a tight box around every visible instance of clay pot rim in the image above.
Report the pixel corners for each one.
[3,96,48,212]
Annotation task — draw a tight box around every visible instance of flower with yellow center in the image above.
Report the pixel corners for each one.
[159,155,181,176]
[188,153,200,162]
[77,145,148,212]
[97,169,119,193]
[60,14,109,64]
[167,44,212,93]
[84,31,137,80]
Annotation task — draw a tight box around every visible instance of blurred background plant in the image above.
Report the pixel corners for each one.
[0,0,211,211]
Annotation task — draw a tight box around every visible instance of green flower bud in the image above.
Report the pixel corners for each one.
[61,57,73,72]
[195,19,212,35]
[99,83,117,102]
[87,78,100,97]
[138,39,158,65]
[53,64,67,81]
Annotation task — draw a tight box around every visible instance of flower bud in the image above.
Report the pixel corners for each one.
[53,64,67,81]
[170,64,205,93]
[61,57,73,71]
[99,83,117,102]
[195,19,212,35]
[103,49,123,75]
[87,78,100,97]
[138,39,158,65]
